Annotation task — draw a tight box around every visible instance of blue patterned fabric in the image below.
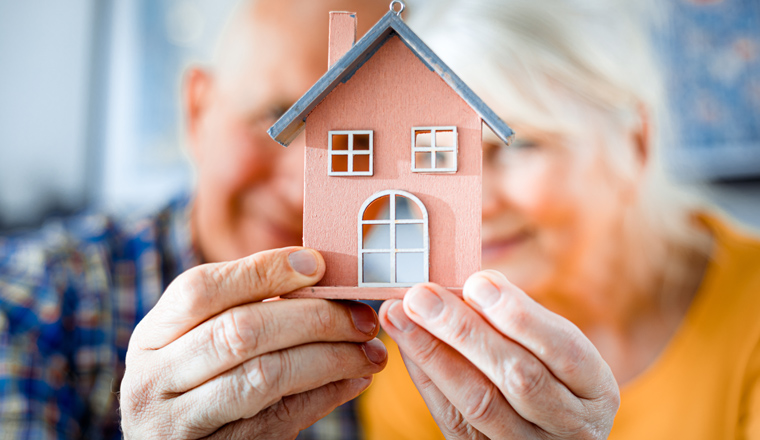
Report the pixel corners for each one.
[0,198,197,438]
[0,198,359,439]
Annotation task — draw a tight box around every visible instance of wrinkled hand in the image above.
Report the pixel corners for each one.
[121,247,387,439]
[380,270,619,439]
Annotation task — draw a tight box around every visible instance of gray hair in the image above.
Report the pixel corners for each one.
[408,0,713,257]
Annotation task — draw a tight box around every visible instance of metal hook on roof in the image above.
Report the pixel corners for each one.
[389,0,405,16]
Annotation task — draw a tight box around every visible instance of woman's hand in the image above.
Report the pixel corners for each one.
[379,270,619,439]
[120,247,387,439]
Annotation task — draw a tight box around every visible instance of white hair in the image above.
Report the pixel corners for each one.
[408,0,714,260]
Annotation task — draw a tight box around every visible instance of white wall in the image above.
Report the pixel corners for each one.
[0,0,96,226]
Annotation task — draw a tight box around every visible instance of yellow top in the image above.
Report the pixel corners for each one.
[358,219,760,439]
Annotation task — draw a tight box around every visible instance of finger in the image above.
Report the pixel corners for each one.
[399,352,489,440]
[204,377,372,440]
[381,300,534,439]
[173,339,387,434]
[133,247,325,350]
[161,299,379,392]
[463,270,616,400]
[402,284,592,435]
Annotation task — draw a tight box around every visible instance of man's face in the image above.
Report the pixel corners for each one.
[188,1,387,263]
[188,15,326,263]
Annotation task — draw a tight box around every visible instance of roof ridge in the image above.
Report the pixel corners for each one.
[268,10,514,147]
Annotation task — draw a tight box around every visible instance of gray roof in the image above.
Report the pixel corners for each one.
[268,10,515,147]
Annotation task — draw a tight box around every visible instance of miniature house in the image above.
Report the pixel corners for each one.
[269,4,514,299]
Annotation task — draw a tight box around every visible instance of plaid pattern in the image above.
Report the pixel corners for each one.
[0,198,360,439]
[298,399,361,440]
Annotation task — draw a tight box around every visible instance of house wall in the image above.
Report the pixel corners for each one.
[304,35,482,288]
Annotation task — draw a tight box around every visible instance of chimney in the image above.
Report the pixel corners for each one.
[328,11,357,68]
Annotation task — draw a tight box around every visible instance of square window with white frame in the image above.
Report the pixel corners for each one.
[411,126,457,173]
[328,130,373,176]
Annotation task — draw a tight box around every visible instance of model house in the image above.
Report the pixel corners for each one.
[269,5,514,298]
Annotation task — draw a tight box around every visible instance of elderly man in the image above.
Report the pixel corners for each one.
[0,1,388,438]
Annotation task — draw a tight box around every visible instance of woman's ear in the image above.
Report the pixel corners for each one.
[183,67,214,160]
[632,102,651,170]
[616,103,653,204]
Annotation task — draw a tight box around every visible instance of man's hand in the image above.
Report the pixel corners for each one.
[120,247,387,439]
[380,270,619,439]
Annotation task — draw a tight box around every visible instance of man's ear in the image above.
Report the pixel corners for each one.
[184,67,214,159]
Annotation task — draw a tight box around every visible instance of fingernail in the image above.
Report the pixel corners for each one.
[465,277,502,309]
[353,376,373,387]
[288,249,318,276]
[348,302,377,335]
[405,286,443,320]
[387,300,416,332]
[362,338,387,365]
[351,376,373,391]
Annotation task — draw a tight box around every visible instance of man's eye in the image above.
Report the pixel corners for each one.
[250,104,291,131]
[267,104,289,121]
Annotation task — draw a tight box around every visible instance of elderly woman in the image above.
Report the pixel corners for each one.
[359,0,760,438]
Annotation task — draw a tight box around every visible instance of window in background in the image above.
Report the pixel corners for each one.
[657,0,760,180]
[100,0,237,214]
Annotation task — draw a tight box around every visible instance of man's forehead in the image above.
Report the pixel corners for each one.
[215,0,388,102]
[248,0,388,38]
[251,0,376,19]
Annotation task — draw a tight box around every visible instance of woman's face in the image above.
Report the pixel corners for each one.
[481,117,640,303]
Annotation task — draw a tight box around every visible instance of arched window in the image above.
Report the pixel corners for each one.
[358,190,429,286]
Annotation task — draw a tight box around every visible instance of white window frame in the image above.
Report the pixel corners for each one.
[358,190,429,287]
[411,126,458,173]
[328,130,373,176]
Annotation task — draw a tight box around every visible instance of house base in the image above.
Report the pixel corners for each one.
[284,286,463,300]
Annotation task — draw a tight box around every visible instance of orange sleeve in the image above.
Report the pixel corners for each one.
[740,340,760,439]
[357,332,445,440]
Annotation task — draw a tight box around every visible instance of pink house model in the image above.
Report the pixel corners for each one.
[269,5,514,299]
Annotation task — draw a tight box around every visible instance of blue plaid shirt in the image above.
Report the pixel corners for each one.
[0,198,359,439]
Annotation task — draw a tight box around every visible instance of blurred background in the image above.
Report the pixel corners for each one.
[0,0,235,230]
[0,0,758,233]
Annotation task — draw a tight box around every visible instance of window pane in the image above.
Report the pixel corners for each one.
[436,151,456,169]
[415,152,432,169]
[332,134,349,150]
[396,253,425,283]
[354,154,370,172]
[436,130,455,148]
[415,130,432,147]
[395,195,423,219]
[354,134,371,151]
[363,195,390,220]
[363,224,390,250]
[331,154,348,172]
[396,223,423,249]
[364,253,390,283]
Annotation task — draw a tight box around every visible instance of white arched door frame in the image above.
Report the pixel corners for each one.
[358,189,429,287]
